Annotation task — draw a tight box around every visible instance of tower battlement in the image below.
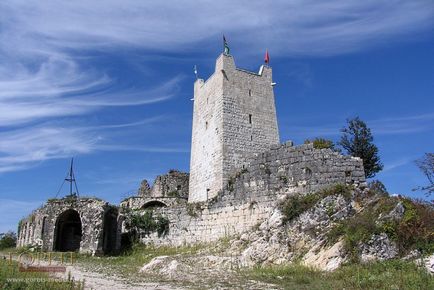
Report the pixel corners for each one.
[189,54,280,202]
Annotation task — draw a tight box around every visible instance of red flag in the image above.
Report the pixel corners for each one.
[264,49,270,64]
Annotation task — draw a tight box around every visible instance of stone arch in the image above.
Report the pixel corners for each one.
[102,207,118,255]
[142,200,168,209]
[54,209,82,252]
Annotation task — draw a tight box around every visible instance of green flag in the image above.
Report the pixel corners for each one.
[223,35,230,55]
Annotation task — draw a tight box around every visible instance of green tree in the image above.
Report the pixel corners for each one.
[415,153,434,196]
[0,231,16,249]
[338,117,383,178]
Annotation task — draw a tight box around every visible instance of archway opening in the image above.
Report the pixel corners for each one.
[54,209,82,252]
[142,200,168,210]
[102,208,118,255]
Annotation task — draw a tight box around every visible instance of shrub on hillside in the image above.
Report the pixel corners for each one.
[279,184,352,223]
[367,180,388,196]
[327,196,434,261]
[0,231,16,250]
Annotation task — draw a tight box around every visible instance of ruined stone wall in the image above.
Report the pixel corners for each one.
[189,54,279,203]
[121,170,189,209]
[150,170,189,199]
[17,197,120,255]
[126,143,365,246]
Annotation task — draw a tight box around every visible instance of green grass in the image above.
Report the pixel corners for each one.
[245,260,434,290]
[0,256,83,290]
[3,246,433,289]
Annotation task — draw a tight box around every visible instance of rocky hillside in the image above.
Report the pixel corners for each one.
[223,183,434,271]
[141,183,434,274]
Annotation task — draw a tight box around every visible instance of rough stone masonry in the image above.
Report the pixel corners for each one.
[17,52,365,254]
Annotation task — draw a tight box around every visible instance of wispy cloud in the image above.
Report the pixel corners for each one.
[1,1,432,56]
[383,157,416,172]
[0,52,183,127]
[0,126,99,173]
[286,113,434,138]
[0,0,432,174]
[0,119,188,174]
[369,113,434,135]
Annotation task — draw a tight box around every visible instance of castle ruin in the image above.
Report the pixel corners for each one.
[17,52,366,254]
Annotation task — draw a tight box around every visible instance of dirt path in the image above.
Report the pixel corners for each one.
[55,263,181,290]
[1,253,180,290]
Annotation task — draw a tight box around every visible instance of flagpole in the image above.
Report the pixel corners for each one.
[194,65,198,80]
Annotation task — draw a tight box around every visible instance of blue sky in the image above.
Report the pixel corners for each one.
[0,0,433,233]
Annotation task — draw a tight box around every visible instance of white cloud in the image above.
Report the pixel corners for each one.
[1,1,432,56]
[286,113,434,138]
[383,157,416,172]
[0,118,188,174]
[0,126,98,173]
[0,0,432,173]
[0,52,183,126]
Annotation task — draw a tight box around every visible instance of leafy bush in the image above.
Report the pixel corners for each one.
[304,138,338,151]
[280,193,320,223]
[156,215,170,237]
[394,198,434,254]
[127,210,170,237]
[327,196,434,261]
[342,211,379,262]
[280,184,353,223]
[167,190,180,198]
[367,180,388,196]
[0,231,16,250]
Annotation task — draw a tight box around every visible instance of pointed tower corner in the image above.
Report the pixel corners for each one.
[215,53,236,73]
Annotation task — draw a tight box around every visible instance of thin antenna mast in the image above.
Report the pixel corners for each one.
[55,158,80,198]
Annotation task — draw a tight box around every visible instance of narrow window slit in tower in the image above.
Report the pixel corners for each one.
[205,121,208,129]
[248,89,252,96]
[249,114,252,124]
[251,135,253,141]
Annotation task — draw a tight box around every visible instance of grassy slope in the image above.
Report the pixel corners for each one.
[2,245,433,289]
[245,260,433,290]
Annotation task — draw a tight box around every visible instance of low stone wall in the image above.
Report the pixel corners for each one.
[126,143,366,246]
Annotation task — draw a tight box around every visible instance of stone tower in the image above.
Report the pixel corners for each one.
[188,53,280,202]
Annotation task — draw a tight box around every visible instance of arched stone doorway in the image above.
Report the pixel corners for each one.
[142,200,168,209]
[54,209,82,252]
[102,208,118,254]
